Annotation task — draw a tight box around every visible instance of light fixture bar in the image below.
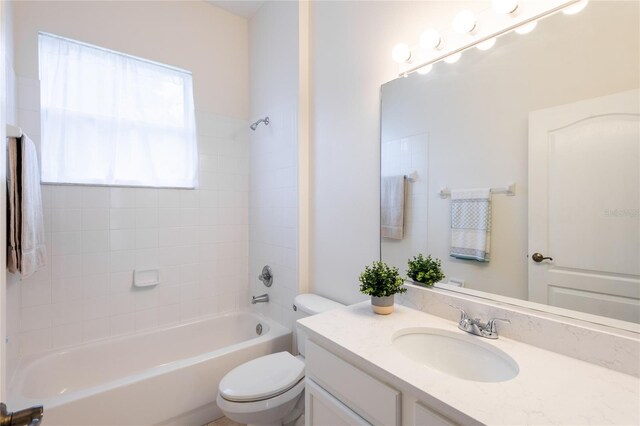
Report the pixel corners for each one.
[401,0,583,76]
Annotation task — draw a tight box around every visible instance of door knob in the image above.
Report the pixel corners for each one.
[532,252,553,263]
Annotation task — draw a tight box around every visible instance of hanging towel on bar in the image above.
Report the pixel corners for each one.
[381,175,406,240]
[450,188,491,262]
[7,135,47,278]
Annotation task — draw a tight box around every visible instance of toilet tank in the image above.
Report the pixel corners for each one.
[293,294,344,357]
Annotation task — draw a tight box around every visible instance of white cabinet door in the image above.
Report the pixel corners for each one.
[528,89,640,323]
[305,378,371,426]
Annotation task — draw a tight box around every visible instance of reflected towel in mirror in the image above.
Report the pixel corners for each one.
[381,175,406,240]
[450,188,491,262]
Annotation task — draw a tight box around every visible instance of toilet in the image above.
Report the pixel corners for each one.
[216,294,344,426]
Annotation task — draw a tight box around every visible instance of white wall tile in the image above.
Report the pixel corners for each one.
[110,188,136,208]
[110,313,136,337]
[82,187,110,208]
[110,209,136,229]
[13,114,251,358]
[110,230,135,251]
[82,230,109,253]
[82,318,110,342]
[82,209,109,230]
[52,209,81,232]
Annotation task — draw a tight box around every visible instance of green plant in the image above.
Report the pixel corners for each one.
[359,261,407,297]
[407,254,445,286]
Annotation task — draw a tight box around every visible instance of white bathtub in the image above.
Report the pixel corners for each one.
[8,312,291,426]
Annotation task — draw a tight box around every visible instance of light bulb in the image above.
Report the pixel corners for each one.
[417,64,433,75]
[476,38,496,51]
[453,10,477,34]
[515,21,537,34]
[391,43,412,63]
[444,52,462,64]
[420,29,442,50]
[492,0,518,15]
[563,0,588,15]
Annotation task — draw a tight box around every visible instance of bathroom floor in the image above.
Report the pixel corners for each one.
[205,417,244,426]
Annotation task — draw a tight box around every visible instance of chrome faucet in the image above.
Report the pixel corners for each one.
[251,294,269,304]
[449,305,510,339]
[0,403,43,426]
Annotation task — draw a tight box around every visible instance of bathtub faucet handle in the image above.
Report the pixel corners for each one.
[258,265,273,287]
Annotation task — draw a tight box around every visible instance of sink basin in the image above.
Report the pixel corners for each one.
[392,327,519,382]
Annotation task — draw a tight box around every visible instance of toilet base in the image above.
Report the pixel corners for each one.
[217,380,305,426]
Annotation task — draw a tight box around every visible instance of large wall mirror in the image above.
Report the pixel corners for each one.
[380,1,639,329]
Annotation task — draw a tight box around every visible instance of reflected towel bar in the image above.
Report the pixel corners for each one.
[439,183,516,198]
[6,124,23,138]
[405,171,418,183]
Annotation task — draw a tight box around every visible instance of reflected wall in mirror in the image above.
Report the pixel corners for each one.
[380,1,639,327]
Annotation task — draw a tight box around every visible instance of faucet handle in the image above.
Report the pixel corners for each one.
[448,304,469,321]
[486,318,510,333]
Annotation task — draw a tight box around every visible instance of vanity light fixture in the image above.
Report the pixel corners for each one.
[444,52,462,64]
[515,21,537,34]
[420,29,442,50]
[452,10,477,34]
[392,43,412,63]
[492,0,519,15]
[416,64,433,75]
[476,38,496,51]
[563,0,588,15]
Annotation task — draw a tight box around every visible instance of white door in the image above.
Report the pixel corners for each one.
[528,89,640,323]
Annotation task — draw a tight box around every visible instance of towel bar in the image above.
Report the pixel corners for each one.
[6,124,22,138]
[439,183,516,198]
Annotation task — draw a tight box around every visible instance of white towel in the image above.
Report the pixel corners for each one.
[7,135,47,278]
[450,188,491,262]
[381,175,406,240]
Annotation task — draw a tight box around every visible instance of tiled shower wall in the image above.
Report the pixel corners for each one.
[7,76,250,368]
[248,1,300,330]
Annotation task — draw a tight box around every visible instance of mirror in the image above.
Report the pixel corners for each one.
[380,1,639,328]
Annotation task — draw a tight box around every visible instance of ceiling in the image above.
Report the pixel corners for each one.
[206,1,265,18]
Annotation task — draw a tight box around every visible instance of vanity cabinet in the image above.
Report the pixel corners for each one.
[305,340,463,426]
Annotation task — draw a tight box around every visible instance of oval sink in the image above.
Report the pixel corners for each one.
[392,327,519,382]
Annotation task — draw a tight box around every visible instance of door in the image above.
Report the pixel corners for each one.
[528,89,640,323]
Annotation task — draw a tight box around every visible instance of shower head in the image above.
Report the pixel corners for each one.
[250,116,269,131]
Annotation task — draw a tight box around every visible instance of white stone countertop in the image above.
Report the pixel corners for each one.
[297,302,640,425]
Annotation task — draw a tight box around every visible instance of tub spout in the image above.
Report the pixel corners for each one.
[0,403,44,426]
[251,294,269,304]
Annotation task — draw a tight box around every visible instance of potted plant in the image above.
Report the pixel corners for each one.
[359,261,406,315]
[407,254,445,286]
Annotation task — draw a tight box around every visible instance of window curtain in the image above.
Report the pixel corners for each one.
[39,33,198,188]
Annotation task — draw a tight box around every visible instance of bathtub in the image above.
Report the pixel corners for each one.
[8,312,291,426]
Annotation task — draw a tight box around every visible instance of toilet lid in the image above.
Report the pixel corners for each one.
[219,352,305,402]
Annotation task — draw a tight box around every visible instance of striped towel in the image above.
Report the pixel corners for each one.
[450,188,491,262]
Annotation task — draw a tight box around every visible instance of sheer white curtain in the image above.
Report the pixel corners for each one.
[39,33,198,188]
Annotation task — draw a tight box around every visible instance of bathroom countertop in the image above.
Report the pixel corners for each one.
[297,302,640,425]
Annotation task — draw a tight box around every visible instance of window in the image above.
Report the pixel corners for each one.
[38,33,198,188]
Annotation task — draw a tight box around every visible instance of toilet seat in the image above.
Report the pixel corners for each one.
[219,352,305,403]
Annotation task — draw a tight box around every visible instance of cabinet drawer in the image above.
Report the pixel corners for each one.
[306,340,400,426]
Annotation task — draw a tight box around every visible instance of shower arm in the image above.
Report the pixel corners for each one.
[250,116,270,130]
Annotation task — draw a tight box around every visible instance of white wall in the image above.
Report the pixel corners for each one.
[248,1,300,329]
[7,1,250,363]
[310,1,478,304]
[2,0,19,390]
